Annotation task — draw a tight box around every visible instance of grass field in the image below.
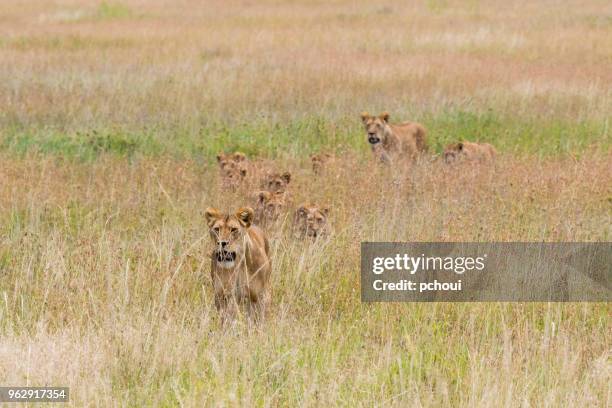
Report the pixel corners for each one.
[0,0,610,406]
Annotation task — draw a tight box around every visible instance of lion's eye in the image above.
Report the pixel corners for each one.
[213,227,220,234]
[230,228,238,234]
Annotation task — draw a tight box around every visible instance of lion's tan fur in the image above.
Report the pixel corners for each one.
[294,203,330,239]
[217,152,249,189]
[205,207,272,322]
[361,112,427,163]
[443,141,497,164]
[310,152,334,174]
[253,190,287,224]
[261,171,291,193]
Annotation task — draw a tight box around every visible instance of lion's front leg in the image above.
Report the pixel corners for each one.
[212,266,240,324]
[247,296,266,323]
[215,293,239,325]
[247,285,270,323]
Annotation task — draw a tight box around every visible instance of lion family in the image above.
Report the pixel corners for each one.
[207,112,497,322]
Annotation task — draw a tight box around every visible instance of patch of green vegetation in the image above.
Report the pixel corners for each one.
[1,35,135,51]
[0,128,161,161]
[423,110,608,157]
[96,1,132,20]
[425,0,449,14]
[1,110,608,162]
[581,14,612,29]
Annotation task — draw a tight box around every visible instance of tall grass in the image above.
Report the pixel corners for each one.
[1,111,608,161]
[0,154,610,405]
[0,0,610,406]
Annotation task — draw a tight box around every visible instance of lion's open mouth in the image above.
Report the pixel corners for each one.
[215,250,237,263]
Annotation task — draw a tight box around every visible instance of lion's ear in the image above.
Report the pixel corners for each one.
[379,112,390,123]
[321,207,330,217]
[205,207,222,227]
[360,112,370,124]
[296,206,307,217]
[457,142,464,151]
[240,167,247,177]
[234,152,246,162]
[281,172,291,184]
[236,207,254,227]
[216,154,223,162]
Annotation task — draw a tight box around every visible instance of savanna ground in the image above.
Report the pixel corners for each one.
[0,0,610,406]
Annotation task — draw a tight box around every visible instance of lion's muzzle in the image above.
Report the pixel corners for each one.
[368,134,380,144]
[214,250,237,263]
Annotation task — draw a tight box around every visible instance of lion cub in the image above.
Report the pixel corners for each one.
[205,207,272,322]
[294,203,330,239]
[361,112,427,163]
[443,141,497,164]
[261,171,291,193]
[217,152,248,170]
[217,152,249,189]
[310,152,334,175]
[254,190,287,224]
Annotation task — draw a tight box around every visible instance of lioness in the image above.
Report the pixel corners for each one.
[443,141,497,164]
[205,207,272,322]
[262,171,291,193]
[294,203,330,239]
[310,152,333,175]
[254,190,287,224]
[361,112,427,163]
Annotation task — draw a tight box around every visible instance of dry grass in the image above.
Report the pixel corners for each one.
[0,0,611,406]
[1,0,611,128]
[0,153,610,406]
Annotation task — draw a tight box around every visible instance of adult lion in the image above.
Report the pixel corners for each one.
[360,112,427,163]
[205,207,272,323]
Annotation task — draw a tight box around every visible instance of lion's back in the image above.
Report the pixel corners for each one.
[248,225,270,258]
[463,141,497,161]
[390,122,428,155]
[482,143,497,159]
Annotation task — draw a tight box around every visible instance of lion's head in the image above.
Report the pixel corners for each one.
[217,152,247,171]
[310,152,333,174]
[361,112,390,146]
[219,160,248,189]
[262,171,291,193]
[205,207,254,269]
[443,142,464,164]
[294,203,329,239]
[254,190,287,222]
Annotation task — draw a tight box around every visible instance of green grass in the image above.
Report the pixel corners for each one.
[96,1,132,20]
[0,35,136,51]
[1,110,608,162]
